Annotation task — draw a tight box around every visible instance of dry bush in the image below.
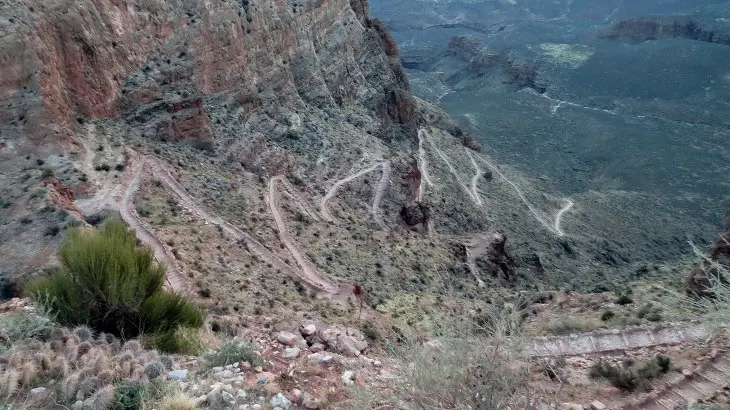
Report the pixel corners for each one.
[345,304,531,409]
[159,392,197,410]
[0,327,173,407]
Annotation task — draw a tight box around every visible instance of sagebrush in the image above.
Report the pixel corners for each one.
[25,218,203,352]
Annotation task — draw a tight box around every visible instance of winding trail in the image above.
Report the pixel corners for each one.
[319,161,390,224]
[527,324,710,358]
[417,129,434,202]
[268,176,339,293]
[466,150,485,206]
[620,352,730,410]
[422,128,573,236]
[119,160,188,293]
[371,162,391,230]
[554,199,575,237]
[426,133,481,205]
[144,160,333,292]
[276,177,322,222]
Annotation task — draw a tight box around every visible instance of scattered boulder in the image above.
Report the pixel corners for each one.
[277,331,304,347]
[341,370,356,386]
[167,369,189,381]
[300,324,317,337]
[301,392,320,409]
[590,401,606,410]
[270,393,292,410]
[283,347,300,358]
[400,203,431,227]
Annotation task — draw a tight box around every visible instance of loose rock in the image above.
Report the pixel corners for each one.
[270,393,292,410]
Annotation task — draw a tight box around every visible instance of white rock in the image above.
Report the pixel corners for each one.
[236,389,247,399]
[211,366,225,373]
[222,391,235,403]
[215,370,234,378]
[590,401,606,410]
[277,331,300,346]
[29,387,47,395]
[252,405,262,410]
[300,324,317,336]
[283,347,300,358]
[195,395,207,406]
[167,369,189,381]
[301,392,320,409]
[341,370,356,386]
[270,393,292,410]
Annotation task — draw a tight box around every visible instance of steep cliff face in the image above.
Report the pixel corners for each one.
[0,0,415,162]
[0,0,422,279]
[606,17,730,45]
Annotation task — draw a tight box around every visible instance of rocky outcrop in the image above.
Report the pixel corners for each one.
[605,17,730,46]
[42,175,84,222]
[452,231,515,280]
[0,0,417,157]
[446,36,547,93]
[400,203,430,229]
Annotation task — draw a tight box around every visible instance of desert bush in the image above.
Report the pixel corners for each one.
[113,381,146,410]
[686,257,730,327]
[590,355,672,392]
[542,317,599,336]
[347,305,529,409]
[159,393,196,410]
[637,355,672,380]
[0,310,55,343]
[589,360,638,391]
[204,341,262,368]
[25,218,203,352]
[144,326,206,356]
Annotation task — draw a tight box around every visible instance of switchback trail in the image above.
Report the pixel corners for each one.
[320,161,390,225]
[554,199,575,237]
[527,324,710,357]
[277,177,322,222]
[426,132,482,205]
[417,129,434,202]
[146,160,338,293]
[119,159,188,293]
[620,352,730,410]
[422,127,573,236]
[371,162,391,230]
[268,176,339,293]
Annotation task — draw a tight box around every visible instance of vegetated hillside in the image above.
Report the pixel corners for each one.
[0,0,714,320]
[370,0,730,280]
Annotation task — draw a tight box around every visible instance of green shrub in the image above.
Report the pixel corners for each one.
[590,355,672,392]
[145,327,205,356]
[600,310,615,322]
[204,342,262,368]
[26,218,203,352]
[637,355,672,380]
[614,294,634,305]
[113,381,145,410]
[542,317,598,336]
[589,360,638,391]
